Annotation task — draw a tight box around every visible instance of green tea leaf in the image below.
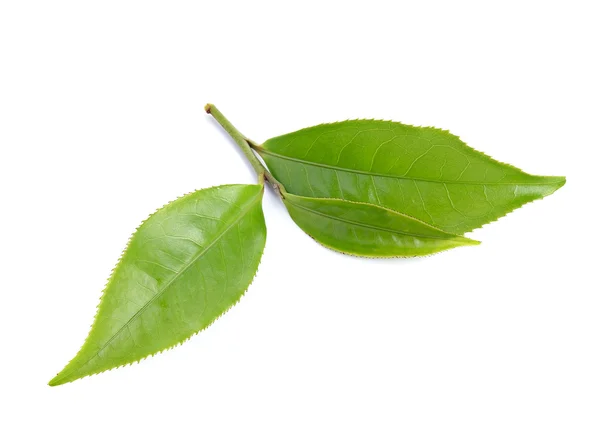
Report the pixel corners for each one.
[283,192,479,257]
[49,184,266,386]
[255,120,565,234]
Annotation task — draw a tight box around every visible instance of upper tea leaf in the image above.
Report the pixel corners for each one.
[283,192,479,257]
[254,120,565,234]
[49,184,266,386]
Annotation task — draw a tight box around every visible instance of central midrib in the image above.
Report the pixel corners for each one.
[65,192,261,379]
[288,200,454,240]
[257,147,563,186]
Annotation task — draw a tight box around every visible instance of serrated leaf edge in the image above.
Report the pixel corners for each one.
[261,119,563,182]
[49,184,265,386]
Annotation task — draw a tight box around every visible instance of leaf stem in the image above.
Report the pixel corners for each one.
[205,103,284,195]
[205,104,264,176]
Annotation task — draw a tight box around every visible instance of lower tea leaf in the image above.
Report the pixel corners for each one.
[49,184,266,386]
[283,192,479,257]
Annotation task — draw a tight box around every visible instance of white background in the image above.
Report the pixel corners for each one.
[1,1,598,431]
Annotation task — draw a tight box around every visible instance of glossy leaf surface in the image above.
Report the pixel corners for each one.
[284,192,479,257]
[49,184,266,386]
[256,120,565,234]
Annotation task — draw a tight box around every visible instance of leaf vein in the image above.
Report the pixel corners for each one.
[289,201,450,239]
[258,149,562,186]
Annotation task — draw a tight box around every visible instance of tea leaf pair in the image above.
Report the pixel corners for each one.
[49,104,564,385]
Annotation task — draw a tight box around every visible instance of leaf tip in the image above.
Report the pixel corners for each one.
[448,234,480,249]
[554,175,566,190]
[48,363,79,387]
[47,374,63,387]
[538,175,566,198]
[463,237,481,247]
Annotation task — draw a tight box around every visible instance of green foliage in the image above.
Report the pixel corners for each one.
[255,120,565,234]
[283,192,478,257]
[49,184,266,386]
[49,105,565,385]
